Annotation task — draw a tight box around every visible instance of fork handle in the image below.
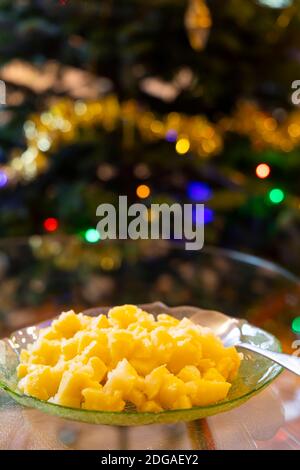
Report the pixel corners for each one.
[238,342,300,376]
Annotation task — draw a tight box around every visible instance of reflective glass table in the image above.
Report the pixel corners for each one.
[0,237,299,449]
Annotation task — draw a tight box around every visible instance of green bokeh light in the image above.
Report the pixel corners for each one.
[268,188,285,204]
[292,317,300,334]
[84,228,101,243]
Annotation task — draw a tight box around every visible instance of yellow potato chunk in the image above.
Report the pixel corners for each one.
[17,363,28,379]
[28,338,61,366]
[203,367,226,383]
[108,305,144,329]
[172,395,192,410]
[104,359,138,400]
[61,337,80,360]
[157,314,180,327]
[18,365,63,401]
[108,330,135,366]
[186,379,231,406]
[158,374,186,410]
[144,365,170,400]
[129,357,159,376]
[177,365,201,382]
[20,349,30,363]
[167,339,202,375]
[80,334,110,365]
[52,369,98,408]
[138,400,163,413]
[82,388,125,411]
[151,327,175,364]
[91,314,110,330]
[127,388,146,409]
[86,356,107,382]
[52,310,84,339]
[17,305,241,412]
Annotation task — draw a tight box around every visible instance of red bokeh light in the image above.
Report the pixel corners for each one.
[43,217,59,232]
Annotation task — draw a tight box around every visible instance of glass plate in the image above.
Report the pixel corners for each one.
[0,302,282,426]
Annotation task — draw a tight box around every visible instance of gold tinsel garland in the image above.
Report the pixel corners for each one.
[185,0,212,51]
[3,96,300,187]
[6,96,223,183]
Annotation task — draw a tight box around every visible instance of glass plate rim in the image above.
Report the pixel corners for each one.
[0,306,284,422]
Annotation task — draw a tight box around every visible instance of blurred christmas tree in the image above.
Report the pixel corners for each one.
[0,0,300,272]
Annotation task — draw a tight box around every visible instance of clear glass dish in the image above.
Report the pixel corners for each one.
[0,302,282,426]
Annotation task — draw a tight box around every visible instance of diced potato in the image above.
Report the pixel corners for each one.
[29,338,61,366]
[177,365,201,382]
[157,314,180,327]
[151,327,175,363]
[53,369,98,408]
[172,395,192,410]
[82,388,125,411]
[203,367,226,383]
[144,365,170,400]
[86,356,107,382]
[108,330,135,366]
[158,374,186,410]
[167,339,202,374]
[80,336,110,365]
[129,357,159,376]
[17,363,28,379]
[61,337,79,360]
[18,305,241,412]
[104,359,139,400]
[20,349,30,363]
[52,310,83,339]
[197,358,216,373]
[108,305,142,328]
[90,314,110,330]
[138,400,163,413]
[127,388,146,409]
[186,379,231,406]
[19,366,63,401]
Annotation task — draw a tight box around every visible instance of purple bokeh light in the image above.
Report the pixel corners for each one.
[0,171,8,188]
[165,129,177,143]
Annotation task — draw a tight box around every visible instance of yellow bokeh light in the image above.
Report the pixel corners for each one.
[150,120,164,135]
[136,184,151,199]
[288,123,300,138]
[175,138,190,155]
[100,256,115,270]
[264,118,277,132]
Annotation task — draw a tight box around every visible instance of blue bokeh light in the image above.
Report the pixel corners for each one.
[192,206,214,225]
[187,182,212,201]
[0,171,8,188]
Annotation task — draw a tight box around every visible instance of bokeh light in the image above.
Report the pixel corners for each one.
[187,182,212,201]
[0,170,8,188]
[268,188,285,204]
[193,206,214,225]
[175,137,190,155]
[136,184,151,199]
[43,217,59,232]
[257,0,292,8]
[292,317,300,334]
[84,228,101,243]
[165,129,177,143]
[204,207,214,224]
[256,163,271,179]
